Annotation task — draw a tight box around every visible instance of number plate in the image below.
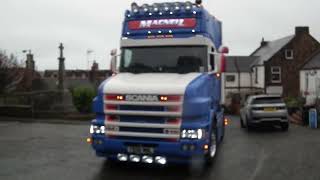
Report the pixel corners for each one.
[127,146,154,154]
[264,107,276,112]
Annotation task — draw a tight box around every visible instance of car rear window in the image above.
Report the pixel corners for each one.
[252,97,283,104]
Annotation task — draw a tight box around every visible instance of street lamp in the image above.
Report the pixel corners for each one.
[87,49,94,70]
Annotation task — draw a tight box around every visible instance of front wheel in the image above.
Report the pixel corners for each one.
[240,116,245,128]
[205,128,217,165]
[281,122,289,131]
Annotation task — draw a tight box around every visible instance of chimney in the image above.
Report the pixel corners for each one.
[91,61,99,71]
[261,37,268,47]
[295,26,309,35]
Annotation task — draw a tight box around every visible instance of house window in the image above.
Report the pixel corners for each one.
[285,49,294,60]
[271,66,281,83]
[226,75,235,82]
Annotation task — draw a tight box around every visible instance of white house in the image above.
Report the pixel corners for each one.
[300,49,320,106]
[221,56,259,105]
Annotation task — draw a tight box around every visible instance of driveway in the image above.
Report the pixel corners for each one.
[0,116,319,180]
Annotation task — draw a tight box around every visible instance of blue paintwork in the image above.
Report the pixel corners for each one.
[90,2,225,164]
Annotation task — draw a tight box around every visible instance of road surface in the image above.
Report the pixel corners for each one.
[0,116,319,180]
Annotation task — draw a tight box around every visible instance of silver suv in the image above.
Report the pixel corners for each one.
[240,95,289,131]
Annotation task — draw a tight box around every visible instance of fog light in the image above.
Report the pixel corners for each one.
[129,155,140,162]
[155,156,166,165]
[117,154,128,162]
[142,155,153,164]
[224,118,229,126]
[204,144,209,150]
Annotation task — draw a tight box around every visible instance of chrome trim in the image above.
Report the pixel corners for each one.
[106,131,180,139]
[105,121,180,129]
[104,110,182,117]
[104,100,182,106]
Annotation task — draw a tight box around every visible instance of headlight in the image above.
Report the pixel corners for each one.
[181,129,204,139]
[90,125,105,134]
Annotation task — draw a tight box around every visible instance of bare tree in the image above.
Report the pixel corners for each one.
[0,50,24,94]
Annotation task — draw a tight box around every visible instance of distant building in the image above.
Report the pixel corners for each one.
[222,56,259,105]
[250,26,320,97]
[300,48,320,106]
[42,62,112,90]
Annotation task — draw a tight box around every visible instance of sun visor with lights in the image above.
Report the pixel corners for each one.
[121,1,222,49]
[128,18,197,30]
[122,1,204,39]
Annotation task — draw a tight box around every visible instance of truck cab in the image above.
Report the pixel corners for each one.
[89,1,228,166]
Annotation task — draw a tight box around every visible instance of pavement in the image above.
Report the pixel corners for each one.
[0,116,320,180]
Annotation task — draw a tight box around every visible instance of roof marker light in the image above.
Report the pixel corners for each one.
[142,4,149,12]
[131,2,139,13]
[164,4,170,11]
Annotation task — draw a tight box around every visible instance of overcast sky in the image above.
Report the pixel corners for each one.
[0,0,319,70]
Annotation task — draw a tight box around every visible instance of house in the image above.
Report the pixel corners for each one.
[42,62,112,90]
[300,48,320,106]
[251,27,320,97]
[222,56,260,105]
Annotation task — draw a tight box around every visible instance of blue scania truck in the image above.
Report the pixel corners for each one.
[88,0,228,166]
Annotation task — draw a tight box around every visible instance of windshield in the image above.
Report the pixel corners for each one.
[119,46,207,74]
[252,97,284,104]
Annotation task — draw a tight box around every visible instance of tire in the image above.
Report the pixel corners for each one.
[205,127,217,166]
[246,116,253,131]
[221,118,225,141]
[240,116,245,128]
[246,122,252,131]
[281,122,289,131]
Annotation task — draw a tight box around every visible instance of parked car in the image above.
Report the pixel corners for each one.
[240,95,289,131]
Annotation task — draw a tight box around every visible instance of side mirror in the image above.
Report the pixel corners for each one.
[219,46,229,54]
[110,49,118,74]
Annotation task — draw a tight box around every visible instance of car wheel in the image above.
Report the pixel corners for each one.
[246,117,252,131]
[221,118,225,141]
[281,122,289,131]
[240,116,245,128]
[205,127,217,165]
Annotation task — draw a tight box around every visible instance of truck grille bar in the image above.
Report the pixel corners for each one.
[106,121,180,129]
[104,110,182,117]
[106,131,180,139]
[104,94,183,141]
